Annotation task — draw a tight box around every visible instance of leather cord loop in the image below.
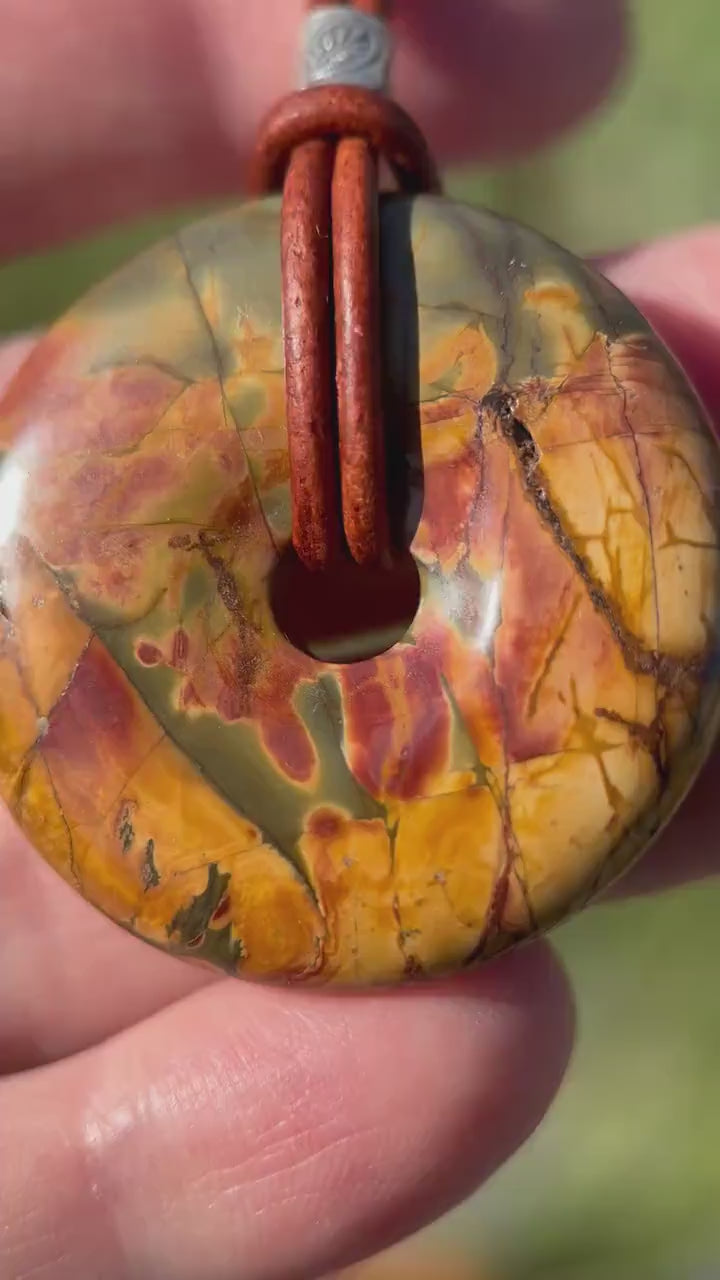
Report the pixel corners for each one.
[253,5,440,570]
[280,139,341,569]
[251,86,441,199]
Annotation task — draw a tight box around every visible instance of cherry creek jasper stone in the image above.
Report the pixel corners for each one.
[0,195,718,985]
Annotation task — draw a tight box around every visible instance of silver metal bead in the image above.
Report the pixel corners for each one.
[300,6,391,94]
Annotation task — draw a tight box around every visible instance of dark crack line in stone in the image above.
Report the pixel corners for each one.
[513,328,607,434]
[387,820,420,977]
[173,236,278,555]
[87,355,196,387]
[658,533,720,552]
[657,444,720,533]
[32,632,93,735]
[526,589,581,721]
[417,299,502,326]
[594,704,669,787]
[44,761,81,889]
[460,413,489,570]
[26,538,312,896]
[96,385,192,459]
[494,228,517,387]
[391,890,424,979]
[523,258,547,382]
[5,625,43,726]
[24,533,170,636]
[482,494,538,943]
[567,677,632,838]
[424,319,486,400]
[438,533,537,956]
[417,392,489,585]
[86,521,231,533]
[540,426,679,454]
[606,341,663,734]
[314,675,388,824]
[92,734,168,841]
[302,679,413,966]
[0,629,83,881]
[97,586,169,631]
[482,388,702,690]
[170,842,269,877]
[438,674,488,789]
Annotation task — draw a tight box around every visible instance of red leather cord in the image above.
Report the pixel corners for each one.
[253,1,439,569]
[332,136,388,566]
[251,87,440,202]
[281,139,341,568]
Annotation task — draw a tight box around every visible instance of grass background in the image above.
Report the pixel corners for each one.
[3,1,720,1276]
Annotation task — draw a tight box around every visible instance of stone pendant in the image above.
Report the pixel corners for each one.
[0,195,718,984]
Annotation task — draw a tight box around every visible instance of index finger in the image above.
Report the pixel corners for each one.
[0,0,626,257]
[0,946,572,1280]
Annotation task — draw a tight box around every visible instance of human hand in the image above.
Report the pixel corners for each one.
[2,3,718,1278]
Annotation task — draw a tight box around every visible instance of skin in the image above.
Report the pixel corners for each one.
[0,1,719,1276]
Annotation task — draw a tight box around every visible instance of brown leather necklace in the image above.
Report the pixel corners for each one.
[253,0,440,570]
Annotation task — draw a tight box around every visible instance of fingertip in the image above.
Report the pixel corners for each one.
[1,941,573,1280]
[0,0,629,254]
[393,0,629,162]
[601,225,720,424]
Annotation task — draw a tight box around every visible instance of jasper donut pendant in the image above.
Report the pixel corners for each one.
[0,2,718,986]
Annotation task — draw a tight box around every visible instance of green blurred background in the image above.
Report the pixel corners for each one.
[3,1,720,1276]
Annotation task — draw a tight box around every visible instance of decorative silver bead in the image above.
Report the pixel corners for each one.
[300,6,391,94]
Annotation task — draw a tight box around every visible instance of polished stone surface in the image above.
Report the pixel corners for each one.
[1,195,718,984]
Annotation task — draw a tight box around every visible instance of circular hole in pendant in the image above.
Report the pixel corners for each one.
[270,546,421,663]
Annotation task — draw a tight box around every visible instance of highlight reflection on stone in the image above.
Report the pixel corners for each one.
[1,196,718,985]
